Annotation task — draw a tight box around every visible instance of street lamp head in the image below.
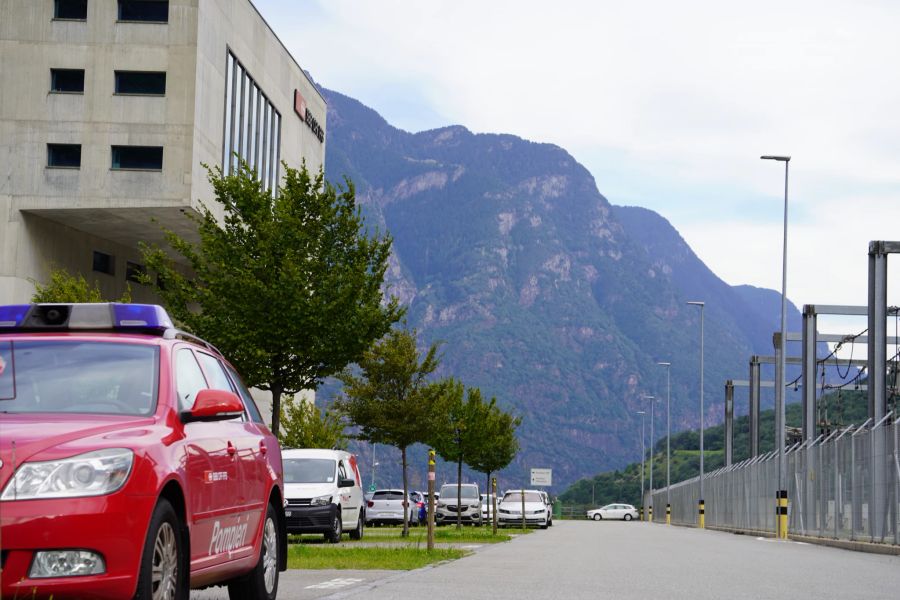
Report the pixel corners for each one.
[636,410,646,415]
[686,300,704,307]
[761,155,791,162]
[642,394,655,401]
[657,361,671,367]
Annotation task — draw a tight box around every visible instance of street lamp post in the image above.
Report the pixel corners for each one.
[687,301,705,528]
[643,394,656,522]
[761,154,791,540]
[637,410,646,520]
[658,361,671,524]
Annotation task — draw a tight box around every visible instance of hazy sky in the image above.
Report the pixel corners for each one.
[256,0,900,338]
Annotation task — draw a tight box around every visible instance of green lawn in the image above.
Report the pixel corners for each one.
[287,544,469,570]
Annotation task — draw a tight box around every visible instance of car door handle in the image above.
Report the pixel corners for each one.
[227,441,236,457]
[259,440,267,455]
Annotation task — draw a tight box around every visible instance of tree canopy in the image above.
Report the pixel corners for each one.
[279,399,348,451]
[30,268,131,303]
[337,328,448,536]
[141,162,402,435]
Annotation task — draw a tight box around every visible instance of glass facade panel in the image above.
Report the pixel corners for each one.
[221,50,280,192]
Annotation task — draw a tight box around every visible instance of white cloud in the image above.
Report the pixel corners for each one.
[258,0,900,307]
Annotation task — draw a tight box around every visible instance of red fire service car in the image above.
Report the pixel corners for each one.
[0,303,286,599]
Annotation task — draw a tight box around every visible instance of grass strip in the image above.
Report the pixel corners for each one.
[287,544,469,570]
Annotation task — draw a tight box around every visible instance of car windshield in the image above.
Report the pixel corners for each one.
[440,485,478,499]
[373,491,405,500]
[0,340,158,415]
[503,491,543,503]
[283,458,336,483]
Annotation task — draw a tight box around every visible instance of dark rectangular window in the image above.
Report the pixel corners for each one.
[50,69,85,93]
[47,144,81,168]
[92,251,115,275]
[125,261,147,283]
[111,146,163,170]
[54,0,88,20]
[118,0,168,22]
[114,71,166,95]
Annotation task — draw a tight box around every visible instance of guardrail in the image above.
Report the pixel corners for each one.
[648,414,900,546]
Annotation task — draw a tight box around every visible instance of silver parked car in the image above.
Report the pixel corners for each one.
[586,503,639,521]
[436,483,482,525]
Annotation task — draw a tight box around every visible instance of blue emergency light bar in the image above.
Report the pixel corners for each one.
[0,303,175,333]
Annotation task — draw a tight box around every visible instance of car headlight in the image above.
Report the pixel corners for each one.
[1,448,133,501]
[470,503,480,509]
[437,502,446,508]
[310,494,332,506]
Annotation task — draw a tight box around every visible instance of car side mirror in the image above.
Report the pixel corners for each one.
[183,389,244,423]
[338,478,355,488]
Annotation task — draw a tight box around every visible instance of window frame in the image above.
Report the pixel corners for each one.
[53,0,88,21]
[92,250,115,276]
[116,0,169,24]
[110,145,164,171]
[47,143,82,169]
[50,68,85,94]
[114,70,166,96]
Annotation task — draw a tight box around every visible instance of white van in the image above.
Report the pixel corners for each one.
[282,449,365,542]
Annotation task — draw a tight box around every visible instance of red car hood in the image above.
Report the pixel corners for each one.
[0,413,155,491]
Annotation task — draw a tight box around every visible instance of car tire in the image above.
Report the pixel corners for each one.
[325,507,343,543]
[227,502,280,600]
[624,514,633,521]
[134,498,187,600]
[349,510,364,540]
[592,514,602,521]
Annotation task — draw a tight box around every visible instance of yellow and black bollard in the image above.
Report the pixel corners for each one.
[698,499,705,529]
[427,449,435,550]
[666,503,671,525]
[776,490,788,539]
[648,505,653,523]
[639,506,644,521]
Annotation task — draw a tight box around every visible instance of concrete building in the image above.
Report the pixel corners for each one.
[0,0,327,305]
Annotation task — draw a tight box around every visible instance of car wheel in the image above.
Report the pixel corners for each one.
[325,508,343,543]
[349,510,364,540]
[624,514,633,521]
[592,514,602,521]
[227,502,279,600]
[133,498,186,600]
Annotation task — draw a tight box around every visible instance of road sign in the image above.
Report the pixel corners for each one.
[530,468,552,486]
[369,483,376,492]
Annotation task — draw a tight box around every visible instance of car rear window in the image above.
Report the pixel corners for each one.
[373,491,405,500]
[0,340,158,415]
[283,458,336,484]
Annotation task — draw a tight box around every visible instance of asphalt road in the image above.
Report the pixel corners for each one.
[194,521,900,600]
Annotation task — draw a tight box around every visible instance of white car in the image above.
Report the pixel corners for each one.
[480,493,500,522]
[587,503,639,521]
[497,489,549,529]
[366,489,417,526]
[541,491,554,527]
[283,448,366,542]
[436,483,482,525]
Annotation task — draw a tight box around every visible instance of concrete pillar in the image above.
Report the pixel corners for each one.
[725,381,734,466]
[802,306,818,441]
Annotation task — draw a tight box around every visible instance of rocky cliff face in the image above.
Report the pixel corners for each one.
[322,87,799,489]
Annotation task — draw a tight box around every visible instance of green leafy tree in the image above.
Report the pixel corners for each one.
[30,267,131,303]
[141,162,402,436]
[337,328,448,537]
[279,398,349,450]
[467,401,521,518]
[429,383,498,528]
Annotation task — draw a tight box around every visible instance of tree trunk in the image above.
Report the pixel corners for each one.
[401,446,409,538]
[271,381,283,438]
[485,470,491,523]
[456,458,463,529]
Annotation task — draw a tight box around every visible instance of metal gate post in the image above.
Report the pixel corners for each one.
[725,381,734,467]
[750,356,761,457]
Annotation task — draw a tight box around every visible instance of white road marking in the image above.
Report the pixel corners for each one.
[305,578,365,590]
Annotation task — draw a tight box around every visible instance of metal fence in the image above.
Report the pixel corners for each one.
[649,414,900,546]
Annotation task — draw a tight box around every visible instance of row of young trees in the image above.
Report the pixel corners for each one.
[32,161,520,536]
